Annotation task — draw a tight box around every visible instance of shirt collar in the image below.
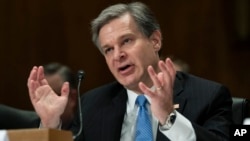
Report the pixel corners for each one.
[126,87,155,109]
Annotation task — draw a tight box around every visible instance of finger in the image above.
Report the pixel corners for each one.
[157,72,164,85]
[165,58,176,82]
[28,80,37,101]
[158,60,171,84]
[37,66,48,85]
[147,66,163,90]
[138,82,155,98]
[159,60,169,75]
[61,82,70,98]
[27,66,38,85]
[27,66,38,100]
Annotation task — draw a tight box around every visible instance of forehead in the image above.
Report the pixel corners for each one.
[98,14,140,45]
[45,74,64,83]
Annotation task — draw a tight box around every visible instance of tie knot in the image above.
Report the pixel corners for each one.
[136,95,147,107]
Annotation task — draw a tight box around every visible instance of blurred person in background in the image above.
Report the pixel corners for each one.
[0,62,77,129]
[161,55,190,73]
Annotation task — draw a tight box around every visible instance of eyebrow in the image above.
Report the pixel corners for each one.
[100,32,135,49]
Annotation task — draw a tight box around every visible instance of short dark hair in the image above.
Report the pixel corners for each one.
[43,62,77,89]
[91,2,161,49]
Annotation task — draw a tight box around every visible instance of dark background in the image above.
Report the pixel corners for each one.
[0,0,249,110]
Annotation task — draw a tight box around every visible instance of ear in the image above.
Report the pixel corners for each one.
[149,30,162,52]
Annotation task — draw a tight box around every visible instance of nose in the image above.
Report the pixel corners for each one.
[113,47,126,61]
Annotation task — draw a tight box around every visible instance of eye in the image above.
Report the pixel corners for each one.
[122,38,132,46]
[104,47,113,54]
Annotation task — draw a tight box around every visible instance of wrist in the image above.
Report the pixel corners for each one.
[159,110,176,130]
[41,118,62,129]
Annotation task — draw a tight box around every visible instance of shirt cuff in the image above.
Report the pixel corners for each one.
[159,111,196,141]
[39,120,62,130]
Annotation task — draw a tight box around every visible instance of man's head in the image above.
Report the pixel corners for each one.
[91,2,162,93]
[43,62,77,127]
[43,62,77,94]
[91,2,161,50]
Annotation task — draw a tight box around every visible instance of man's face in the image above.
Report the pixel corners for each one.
[98,14,161,92]
[45,74,64,95]
[45,73,77,124]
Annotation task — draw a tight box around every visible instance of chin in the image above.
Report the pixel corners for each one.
[120,79,139,90]
[116,73,140,87]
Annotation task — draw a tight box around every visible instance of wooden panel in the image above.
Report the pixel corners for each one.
[0,0,249,111]
[8,128,73,141]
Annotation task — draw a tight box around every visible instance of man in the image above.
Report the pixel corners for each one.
[0,63,77,129]
[42,62,78,129]
[27,2,232,141]
[169,56,190,73]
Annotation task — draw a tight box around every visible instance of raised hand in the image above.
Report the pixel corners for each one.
[138,58,176,125]
[27,66,70,128]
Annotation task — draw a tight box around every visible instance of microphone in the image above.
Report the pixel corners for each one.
[73,70,85,140]
[77,70,85,81]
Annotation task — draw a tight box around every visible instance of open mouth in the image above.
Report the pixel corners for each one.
[118,64,134,75]
[119,64,131,71]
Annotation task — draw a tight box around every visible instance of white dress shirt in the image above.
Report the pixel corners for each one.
[120,89,196,141]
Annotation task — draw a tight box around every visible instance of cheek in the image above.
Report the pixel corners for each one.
[136,51,156,69]
[105,57,114,71]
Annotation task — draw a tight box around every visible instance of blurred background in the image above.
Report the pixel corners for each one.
[0,0,249,110]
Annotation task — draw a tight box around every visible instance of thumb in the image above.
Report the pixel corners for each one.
[61,82,70,98]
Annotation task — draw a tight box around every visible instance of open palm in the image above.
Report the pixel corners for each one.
[27,66,69,128]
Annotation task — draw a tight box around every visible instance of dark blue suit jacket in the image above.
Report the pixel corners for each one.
[0,105,39,129]
[71,72,232,141]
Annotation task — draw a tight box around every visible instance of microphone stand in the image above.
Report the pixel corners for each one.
[73,70,85,140]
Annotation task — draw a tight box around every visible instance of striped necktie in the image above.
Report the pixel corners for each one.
[135,95,153,141]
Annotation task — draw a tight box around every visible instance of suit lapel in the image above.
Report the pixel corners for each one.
[173,72,187,113]
[101,86,127,141]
